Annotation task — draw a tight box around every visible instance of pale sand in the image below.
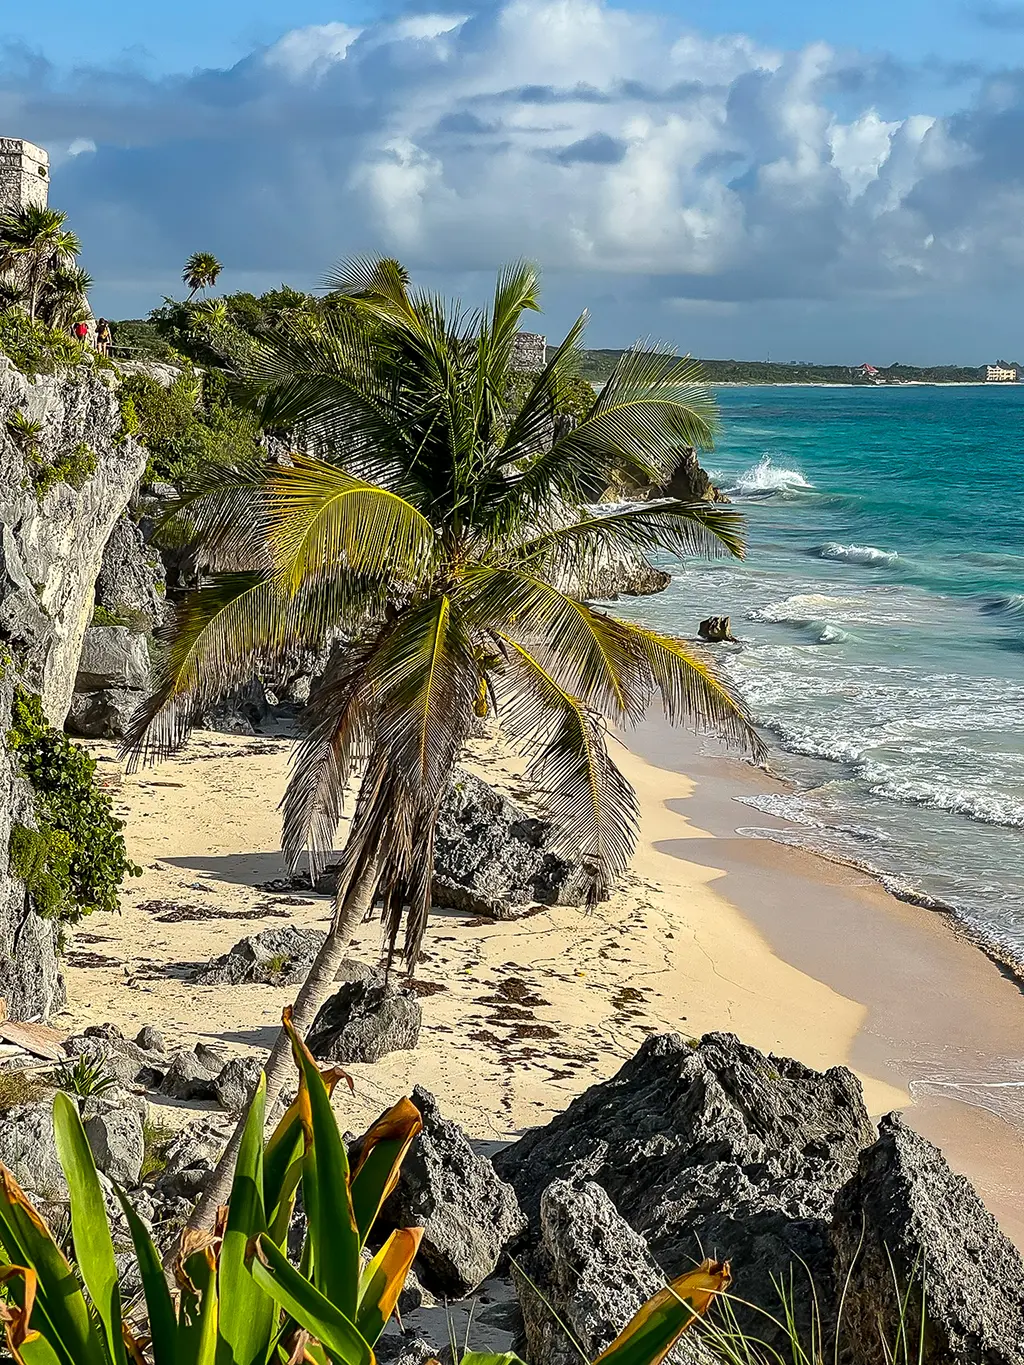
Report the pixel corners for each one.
[61,722,1022,1245]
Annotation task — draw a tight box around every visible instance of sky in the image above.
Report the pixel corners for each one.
[5,0,1024,360]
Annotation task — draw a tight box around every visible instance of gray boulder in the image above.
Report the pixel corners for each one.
[135,1025,165,1053]
[65,686,141,739]
[150,1113,233,1205]
[374,1337,442,1365]
[698,616,736,643]
[307,964,422,1064]
[495,1032,874,1347]
[0,1097,66,1199]
[83,1105,145,1186]
[832,1114,1024,1365]
[195,925,327,986]
[94,512,165,628]
[74,625,150,692]
[515,1180,715,1365]
[63,1030,166,1088]
[214,1055,263,1111]
[433,769,588,917]
[379,1085,526,1297]
[158,1046,222,1101]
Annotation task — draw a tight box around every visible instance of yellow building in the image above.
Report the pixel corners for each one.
[985,364,1017,382]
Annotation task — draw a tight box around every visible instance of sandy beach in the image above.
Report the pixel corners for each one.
[60,718,1024,1247]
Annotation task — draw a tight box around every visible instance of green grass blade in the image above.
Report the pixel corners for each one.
[50,1093,126,1365]
[284,1012,360,1318]
[178,1245,219,1365]
[248,1234,372,1365]
[459,1355,529,1365]
[218,1074,276,1365]
[111,1186,179,1365]
[0,1265,69,1365]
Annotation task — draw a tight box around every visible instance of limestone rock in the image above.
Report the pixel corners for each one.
[195,925,327,986]
[135,1025,165,1053]
[151,1113,233,1203]
[307,965,422,1064]
[158,1046,222,1101]
[115,359,182,389]
[495,1032,874,1346]
[379,1085,526,1297]
[83,1106,145,1186]
[698,616,736,643]
[0,1097,66,1199]
[374,1336,442,1365]
[433,769,588,917]
[65,686,141,739]
[74,626,149,692]
[94,512,165,628]
[214,1055,263,1111]
[832,1114,1024,1365]
[63,1030,166,1088]
[515,1180,714,1365]
[660,446,728,504]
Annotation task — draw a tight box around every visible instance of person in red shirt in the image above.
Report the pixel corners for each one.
[73,320,89,343]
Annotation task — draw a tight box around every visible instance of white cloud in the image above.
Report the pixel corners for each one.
[10,0,1024,330]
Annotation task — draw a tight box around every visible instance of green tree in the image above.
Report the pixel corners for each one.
[38,263,93,330]
[0,205,81,322]
[182,249,223,300]
[127,256,761,1221]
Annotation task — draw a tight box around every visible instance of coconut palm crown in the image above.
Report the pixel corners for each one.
[0,205,81,322]
[127,256,762,967]
[182,250,223,300]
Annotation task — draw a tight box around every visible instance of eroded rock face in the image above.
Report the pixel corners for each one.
[433,769,588,917]
[832,1114,1024,1365]
[307,964,422,1064]
[195,925,327,986]
[94,512,165,628]
[515,1180,715,1365]
[378,1085,526,1297]
[495,1032,874,1347]
[0,356,147,1019]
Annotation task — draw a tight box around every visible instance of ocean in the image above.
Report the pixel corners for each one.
[613,384,1024,963]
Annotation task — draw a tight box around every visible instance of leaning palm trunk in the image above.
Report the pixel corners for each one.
[185,857,378,1231]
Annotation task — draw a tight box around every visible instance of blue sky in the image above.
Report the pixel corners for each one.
[7,0,1024,359]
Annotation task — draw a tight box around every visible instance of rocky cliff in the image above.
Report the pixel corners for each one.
[0,353,147,1017]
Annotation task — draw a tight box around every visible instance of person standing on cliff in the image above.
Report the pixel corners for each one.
[95,318,111,356]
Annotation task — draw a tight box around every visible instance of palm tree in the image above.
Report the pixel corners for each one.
[126,256,762,1223]
[38,264,93,330]
[0,206,81,322]
[182,251,223,301]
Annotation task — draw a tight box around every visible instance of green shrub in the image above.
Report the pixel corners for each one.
[29,440,98,499]
[120,367,260,486]
[53,1054,118,1100]
[0,308,86,375]
[91,603,149,632]
[7,688,141,921]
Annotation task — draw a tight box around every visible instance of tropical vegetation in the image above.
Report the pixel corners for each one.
[0,1012,730,1365]
[0,206,89,327]
[182,250,223,301]
[125,254,761,1219]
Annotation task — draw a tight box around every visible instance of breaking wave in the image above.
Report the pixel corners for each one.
[725,455,812,497]
[812,542,899,567]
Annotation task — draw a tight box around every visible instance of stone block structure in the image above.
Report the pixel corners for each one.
[0,138,50,213]
[511,331,546,373]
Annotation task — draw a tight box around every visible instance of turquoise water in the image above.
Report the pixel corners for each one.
[614,384,1024,960]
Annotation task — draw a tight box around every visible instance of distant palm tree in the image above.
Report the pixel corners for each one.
[127,255,763,1224]
[39,264,93,330]
[0,273,26,312]
[0,206,81,322]
[182,251,223,301]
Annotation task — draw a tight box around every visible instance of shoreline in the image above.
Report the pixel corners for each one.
[620,715,1024,1246]
[60,722,1024,1250]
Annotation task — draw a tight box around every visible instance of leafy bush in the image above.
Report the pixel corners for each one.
[7,688,141,921]
[28,440,97,499]
[0,308,85,374]
[53,1054,118,1100]
[119,367,260,486]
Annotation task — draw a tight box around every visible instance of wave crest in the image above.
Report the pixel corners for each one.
[980,594,1024,619]
[813,541,898,567]
[725,455,811,497]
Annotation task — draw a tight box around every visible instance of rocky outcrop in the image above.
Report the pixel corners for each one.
[194,925,327,986]
[378,1085,526,1297]
[0,355,147,1018]
[660,445,728,504]
[698,615,736,643]
[433,769,588,917]
[495,1032,874,1346]
[307,964,422,1063]
[832,1115,1024,1365]
[94,512,165,628]
[570,551,671,601]
[65,624,150,739]
[515,1180,713,1365]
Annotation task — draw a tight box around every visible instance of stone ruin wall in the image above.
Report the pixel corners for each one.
[512,331,546,373]
[0,138,50,214]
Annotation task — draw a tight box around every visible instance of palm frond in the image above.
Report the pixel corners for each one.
[622,621,766,759]
[265,453,435,593]
[495,634,639,900]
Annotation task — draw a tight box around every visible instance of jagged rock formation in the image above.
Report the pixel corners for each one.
[0,353,147,1017]
[94,512,165,627]
[307,964,422,1063]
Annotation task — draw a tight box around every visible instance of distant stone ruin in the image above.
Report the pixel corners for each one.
[512,331,546,373]
[0,137,50,213]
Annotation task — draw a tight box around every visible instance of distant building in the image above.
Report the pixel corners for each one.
[985,364,1017,383]
[511,332,546,373]
[855,363,885,384]
[0,137,49,213]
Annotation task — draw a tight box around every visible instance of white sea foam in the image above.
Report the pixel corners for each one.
[748,593,860,625]
[981,594,1024,619]
[725,455,811,497]
[813,541,899,567]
